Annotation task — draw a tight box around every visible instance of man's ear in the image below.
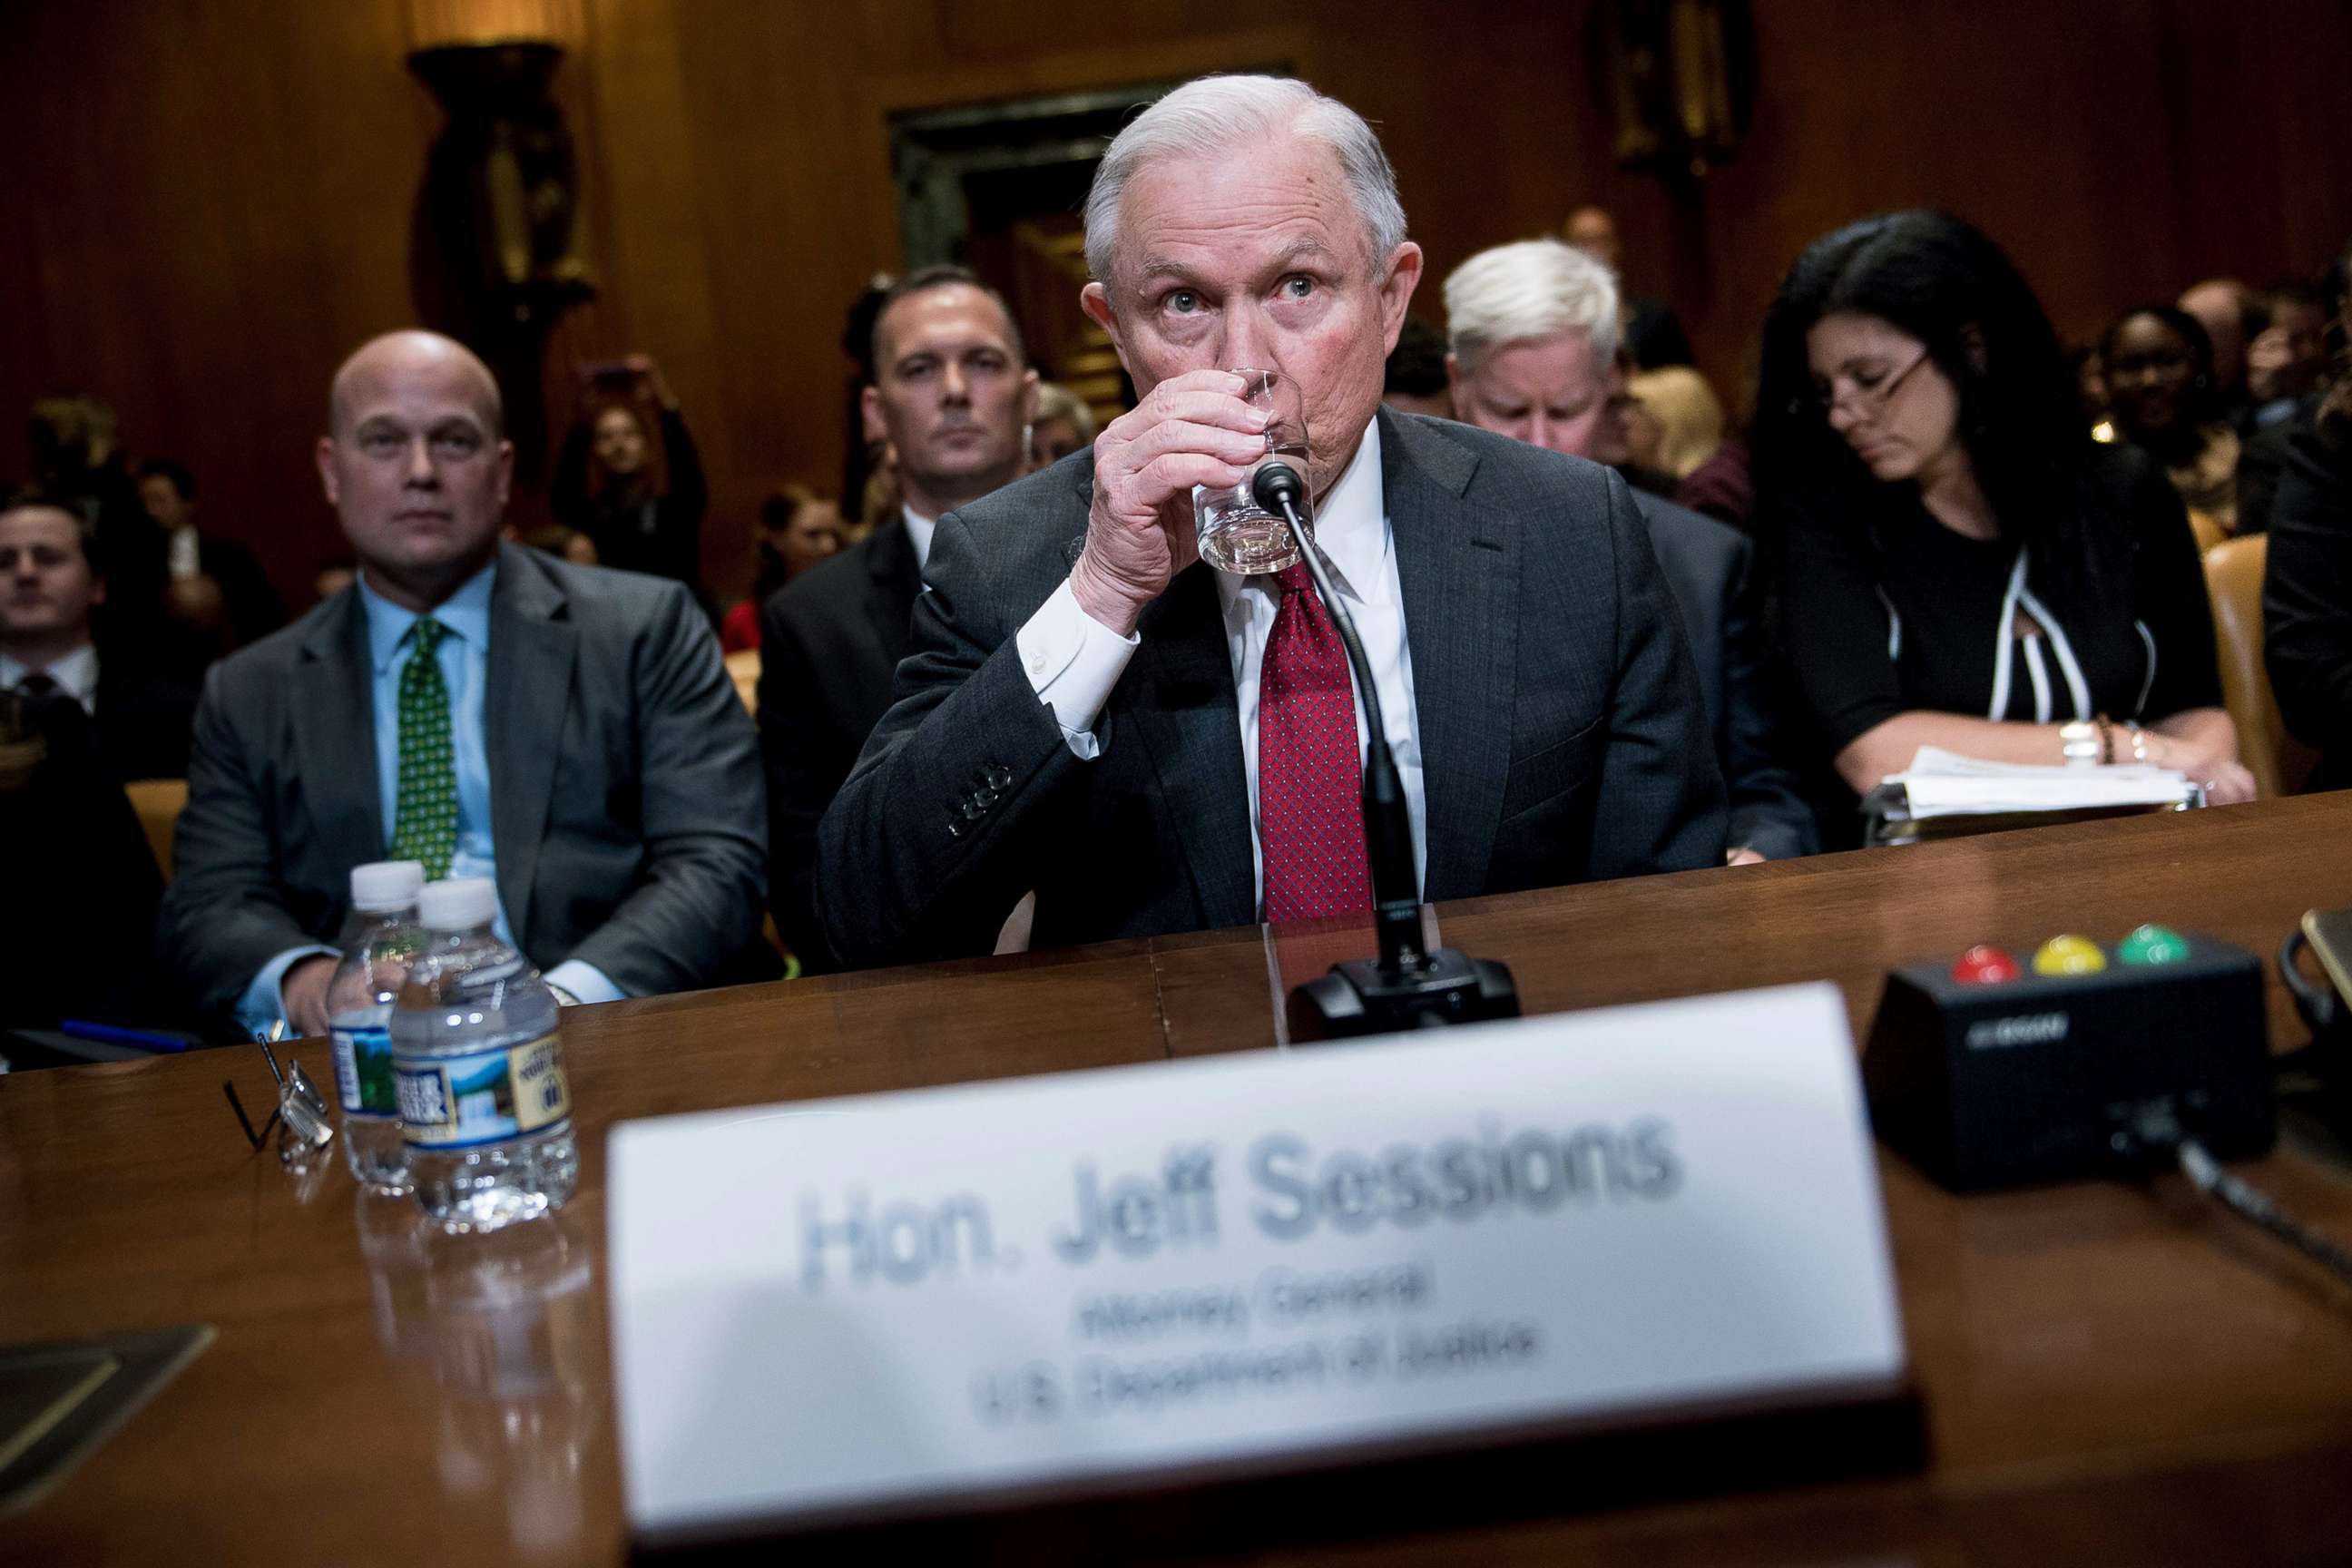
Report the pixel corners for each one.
[1377,241,1425,356]
[315,436,340,506]
[1080,282,1132,380]
[1444,350,1465,418]
[860,385,888,446]
[495,438,514,510]
[1020,368,1041,426]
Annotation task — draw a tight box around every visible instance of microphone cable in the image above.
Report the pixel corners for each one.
[2117,1102,2352,1289]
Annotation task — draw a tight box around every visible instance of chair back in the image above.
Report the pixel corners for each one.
[724,649,760,716]
[123,778,189,879]
[2203,534,2318,798]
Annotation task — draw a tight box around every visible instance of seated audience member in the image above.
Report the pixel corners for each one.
[2104,305,2243,530]
[2071,346,2117,441]
[2178,278,2263,431]
[1029,383,1099,470]
[313,561,357,605]
[0,490,198,779]
[720,484,842,654]
[2241,250,2350,536]
[1444,239,1813,864]
[158,330,768,1038]
[817,76,1726,967]
[2262,271,2352,788]
[29,394,174,668]
[1755,211,2253,843]
[761,266,1037,970]
[550,355,707,592]
[1564,204,1694,369]
[135,459,287,653]
[1381,316,1454,417]
[1625,365,1727,482]
[2247,282,2330,427]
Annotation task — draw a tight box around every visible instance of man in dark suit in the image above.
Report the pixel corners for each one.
[817,76,1725,968]
[1442,238,1816,864]
[159,330,768,1037]
[135,459,289,655]
[0,491,200,780]
[759,266,1036,970]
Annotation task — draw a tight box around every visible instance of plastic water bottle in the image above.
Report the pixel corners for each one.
[391,877,577,1232]
[327,860,426,1193]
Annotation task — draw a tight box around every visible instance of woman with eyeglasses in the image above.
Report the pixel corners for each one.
[1753,211,2253,844]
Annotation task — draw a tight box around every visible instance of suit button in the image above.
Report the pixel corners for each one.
[946,818,967,839]
[961,800,987,821]
[985,765,1012,789]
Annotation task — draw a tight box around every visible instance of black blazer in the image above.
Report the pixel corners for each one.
[757,518,923,971]
[1634,493,1817,861]
[2264,414,2352,789]
[158,543,770,1028]
[816,408,1729,967]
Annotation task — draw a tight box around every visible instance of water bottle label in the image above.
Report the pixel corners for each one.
[330,1025,398,1120]
[393,1033,572,1150]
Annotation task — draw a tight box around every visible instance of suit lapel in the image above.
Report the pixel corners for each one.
[1381,407,1517,903]
[484,544,576,941]
[290,591,386,875]
[864,517,923,666]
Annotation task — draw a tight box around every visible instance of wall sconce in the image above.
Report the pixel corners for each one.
[406,0,595,332]
[1595,0,1757,183]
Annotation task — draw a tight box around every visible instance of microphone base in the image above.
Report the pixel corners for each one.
[1286,949,1521,1043]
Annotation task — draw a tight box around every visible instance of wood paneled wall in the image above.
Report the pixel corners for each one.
[5,0,2348,606]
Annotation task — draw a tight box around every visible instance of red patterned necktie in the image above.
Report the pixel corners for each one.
[1258,562,1369,922]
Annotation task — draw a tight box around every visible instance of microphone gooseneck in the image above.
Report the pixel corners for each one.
[1252,461,1426,976]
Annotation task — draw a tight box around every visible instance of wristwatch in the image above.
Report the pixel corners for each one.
[2059,720,2102,767]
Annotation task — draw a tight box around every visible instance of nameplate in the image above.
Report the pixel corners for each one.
[609,983,1905,1541]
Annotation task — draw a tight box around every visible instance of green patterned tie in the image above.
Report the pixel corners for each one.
[389,618,457,880]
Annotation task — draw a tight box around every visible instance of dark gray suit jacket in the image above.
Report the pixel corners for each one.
[817,408,1728,966]
[757,518,923,972]
[159,542,769,1026]
[1633,494,1818,861]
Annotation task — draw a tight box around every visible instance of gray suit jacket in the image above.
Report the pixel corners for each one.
[816,408,1728,966]
[159,543,769,1026]
[1634,493,1818,861]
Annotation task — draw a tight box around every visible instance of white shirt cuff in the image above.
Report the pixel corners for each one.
[544,958,627,1005]
[1015,578,1140,760]
[236,943,339,1039]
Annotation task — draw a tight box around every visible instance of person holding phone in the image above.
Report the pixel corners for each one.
[550,354,708,593]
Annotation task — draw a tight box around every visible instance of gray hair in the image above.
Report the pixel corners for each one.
[1083,74,1407,286]
[1033,382,1097,442]
[1443,239,1622,376]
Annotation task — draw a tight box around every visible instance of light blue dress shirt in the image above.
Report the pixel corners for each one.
[236,564,622,1035]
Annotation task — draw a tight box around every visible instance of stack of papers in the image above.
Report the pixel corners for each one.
[1873,746,2197,819]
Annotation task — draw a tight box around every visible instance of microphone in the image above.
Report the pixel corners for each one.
[1250,461,1519,1040]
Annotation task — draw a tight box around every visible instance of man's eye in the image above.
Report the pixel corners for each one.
[362,432,403,454]
[435,433,479,456]
[1166,290,1200,314]
[1282,276,1315,299]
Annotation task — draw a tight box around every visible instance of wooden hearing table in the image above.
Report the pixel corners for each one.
[5,795,2352,1563]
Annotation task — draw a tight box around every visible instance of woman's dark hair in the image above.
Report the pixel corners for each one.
[2099,303,2225,430]
[1752,210,2092,603]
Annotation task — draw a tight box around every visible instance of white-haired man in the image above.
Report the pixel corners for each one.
[818,75,1726,966]
[1446,238,1815,864]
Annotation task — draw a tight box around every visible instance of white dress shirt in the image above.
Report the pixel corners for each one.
[901,505,936,573]
[2,643,101,714]
[1014,418,1426,912]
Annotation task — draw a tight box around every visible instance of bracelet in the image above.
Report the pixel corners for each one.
[2095,715,2116,765]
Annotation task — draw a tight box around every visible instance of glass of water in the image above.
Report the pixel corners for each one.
[1192,368,1313,574]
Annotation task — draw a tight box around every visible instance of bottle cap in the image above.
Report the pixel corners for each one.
[417,877,499,933]
[348,859,426,912]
